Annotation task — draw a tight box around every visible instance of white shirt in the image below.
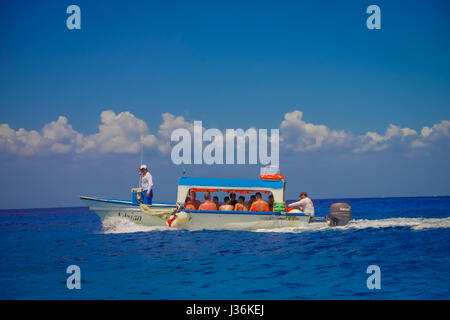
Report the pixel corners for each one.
[141,172,153,193]
[288,197,315,217]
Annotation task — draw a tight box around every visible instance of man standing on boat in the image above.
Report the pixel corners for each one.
[288,192,314,217]
[139,164,153,205]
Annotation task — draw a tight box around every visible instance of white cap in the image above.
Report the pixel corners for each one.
[140,164,147,170]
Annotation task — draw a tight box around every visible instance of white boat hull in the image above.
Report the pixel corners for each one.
[80,197,175,226]
[81,197,311,231]
[174,211,311,230]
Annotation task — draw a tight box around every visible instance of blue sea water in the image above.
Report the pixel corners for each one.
[0,197,449,300]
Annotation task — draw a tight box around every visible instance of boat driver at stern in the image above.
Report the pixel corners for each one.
[288,192,314,218]
[139,164,153,205]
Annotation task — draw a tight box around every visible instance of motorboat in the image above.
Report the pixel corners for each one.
[80,167,351,231]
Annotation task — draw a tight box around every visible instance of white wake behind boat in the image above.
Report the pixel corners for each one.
[80,170,352,231]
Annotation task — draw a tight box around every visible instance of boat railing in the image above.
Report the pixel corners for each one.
[182,209,308,217]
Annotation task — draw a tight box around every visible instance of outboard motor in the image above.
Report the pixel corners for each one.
[327,202,351,226]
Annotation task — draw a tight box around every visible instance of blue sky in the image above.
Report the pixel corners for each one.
[0,0,449,208]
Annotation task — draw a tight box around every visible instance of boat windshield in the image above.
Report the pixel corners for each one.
[189,188,271,194]
[183,189,277,212]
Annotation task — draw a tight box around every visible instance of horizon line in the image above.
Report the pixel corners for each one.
[0,195,449,211]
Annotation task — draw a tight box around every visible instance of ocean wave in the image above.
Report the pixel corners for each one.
[100,215,450,234]
[101,216,172,234]
[254,217,450,233]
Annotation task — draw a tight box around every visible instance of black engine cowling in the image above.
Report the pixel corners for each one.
[327,202,351,226]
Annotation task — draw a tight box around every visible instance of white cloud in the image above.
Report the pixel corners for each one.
[408,120,450,149]
[0,116,82,155]
[279,110,449,154]
[420,120,450,140]
[157,113,195,154]
[79,110,157,154]
[280,110,352,151]
[0,109,448,157]
[411,140,427,148]
[0,111,200,157]
[0,111,158,156]
[355,124,418,152]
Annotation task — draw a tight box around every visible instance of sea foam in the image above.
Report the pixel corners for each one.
[254,217,450,233]
[101,215,172,234]
[100,215,450,234]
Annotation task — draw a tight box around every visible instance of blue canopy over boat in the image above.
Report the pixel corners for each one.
[178,177,284,190]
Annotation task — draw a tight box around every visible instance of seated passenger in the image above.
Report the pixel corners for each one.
[184,196,196,210]
[287,192,315,217]
[189,190,202,209]
[268,194,274,211]
[198,192,218,211]
[219,196,235,211]
[229,192,237,206]
[234,196,248,211]
[250,192,269,212]
[213,196,220,210]
[247,195,256,209]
